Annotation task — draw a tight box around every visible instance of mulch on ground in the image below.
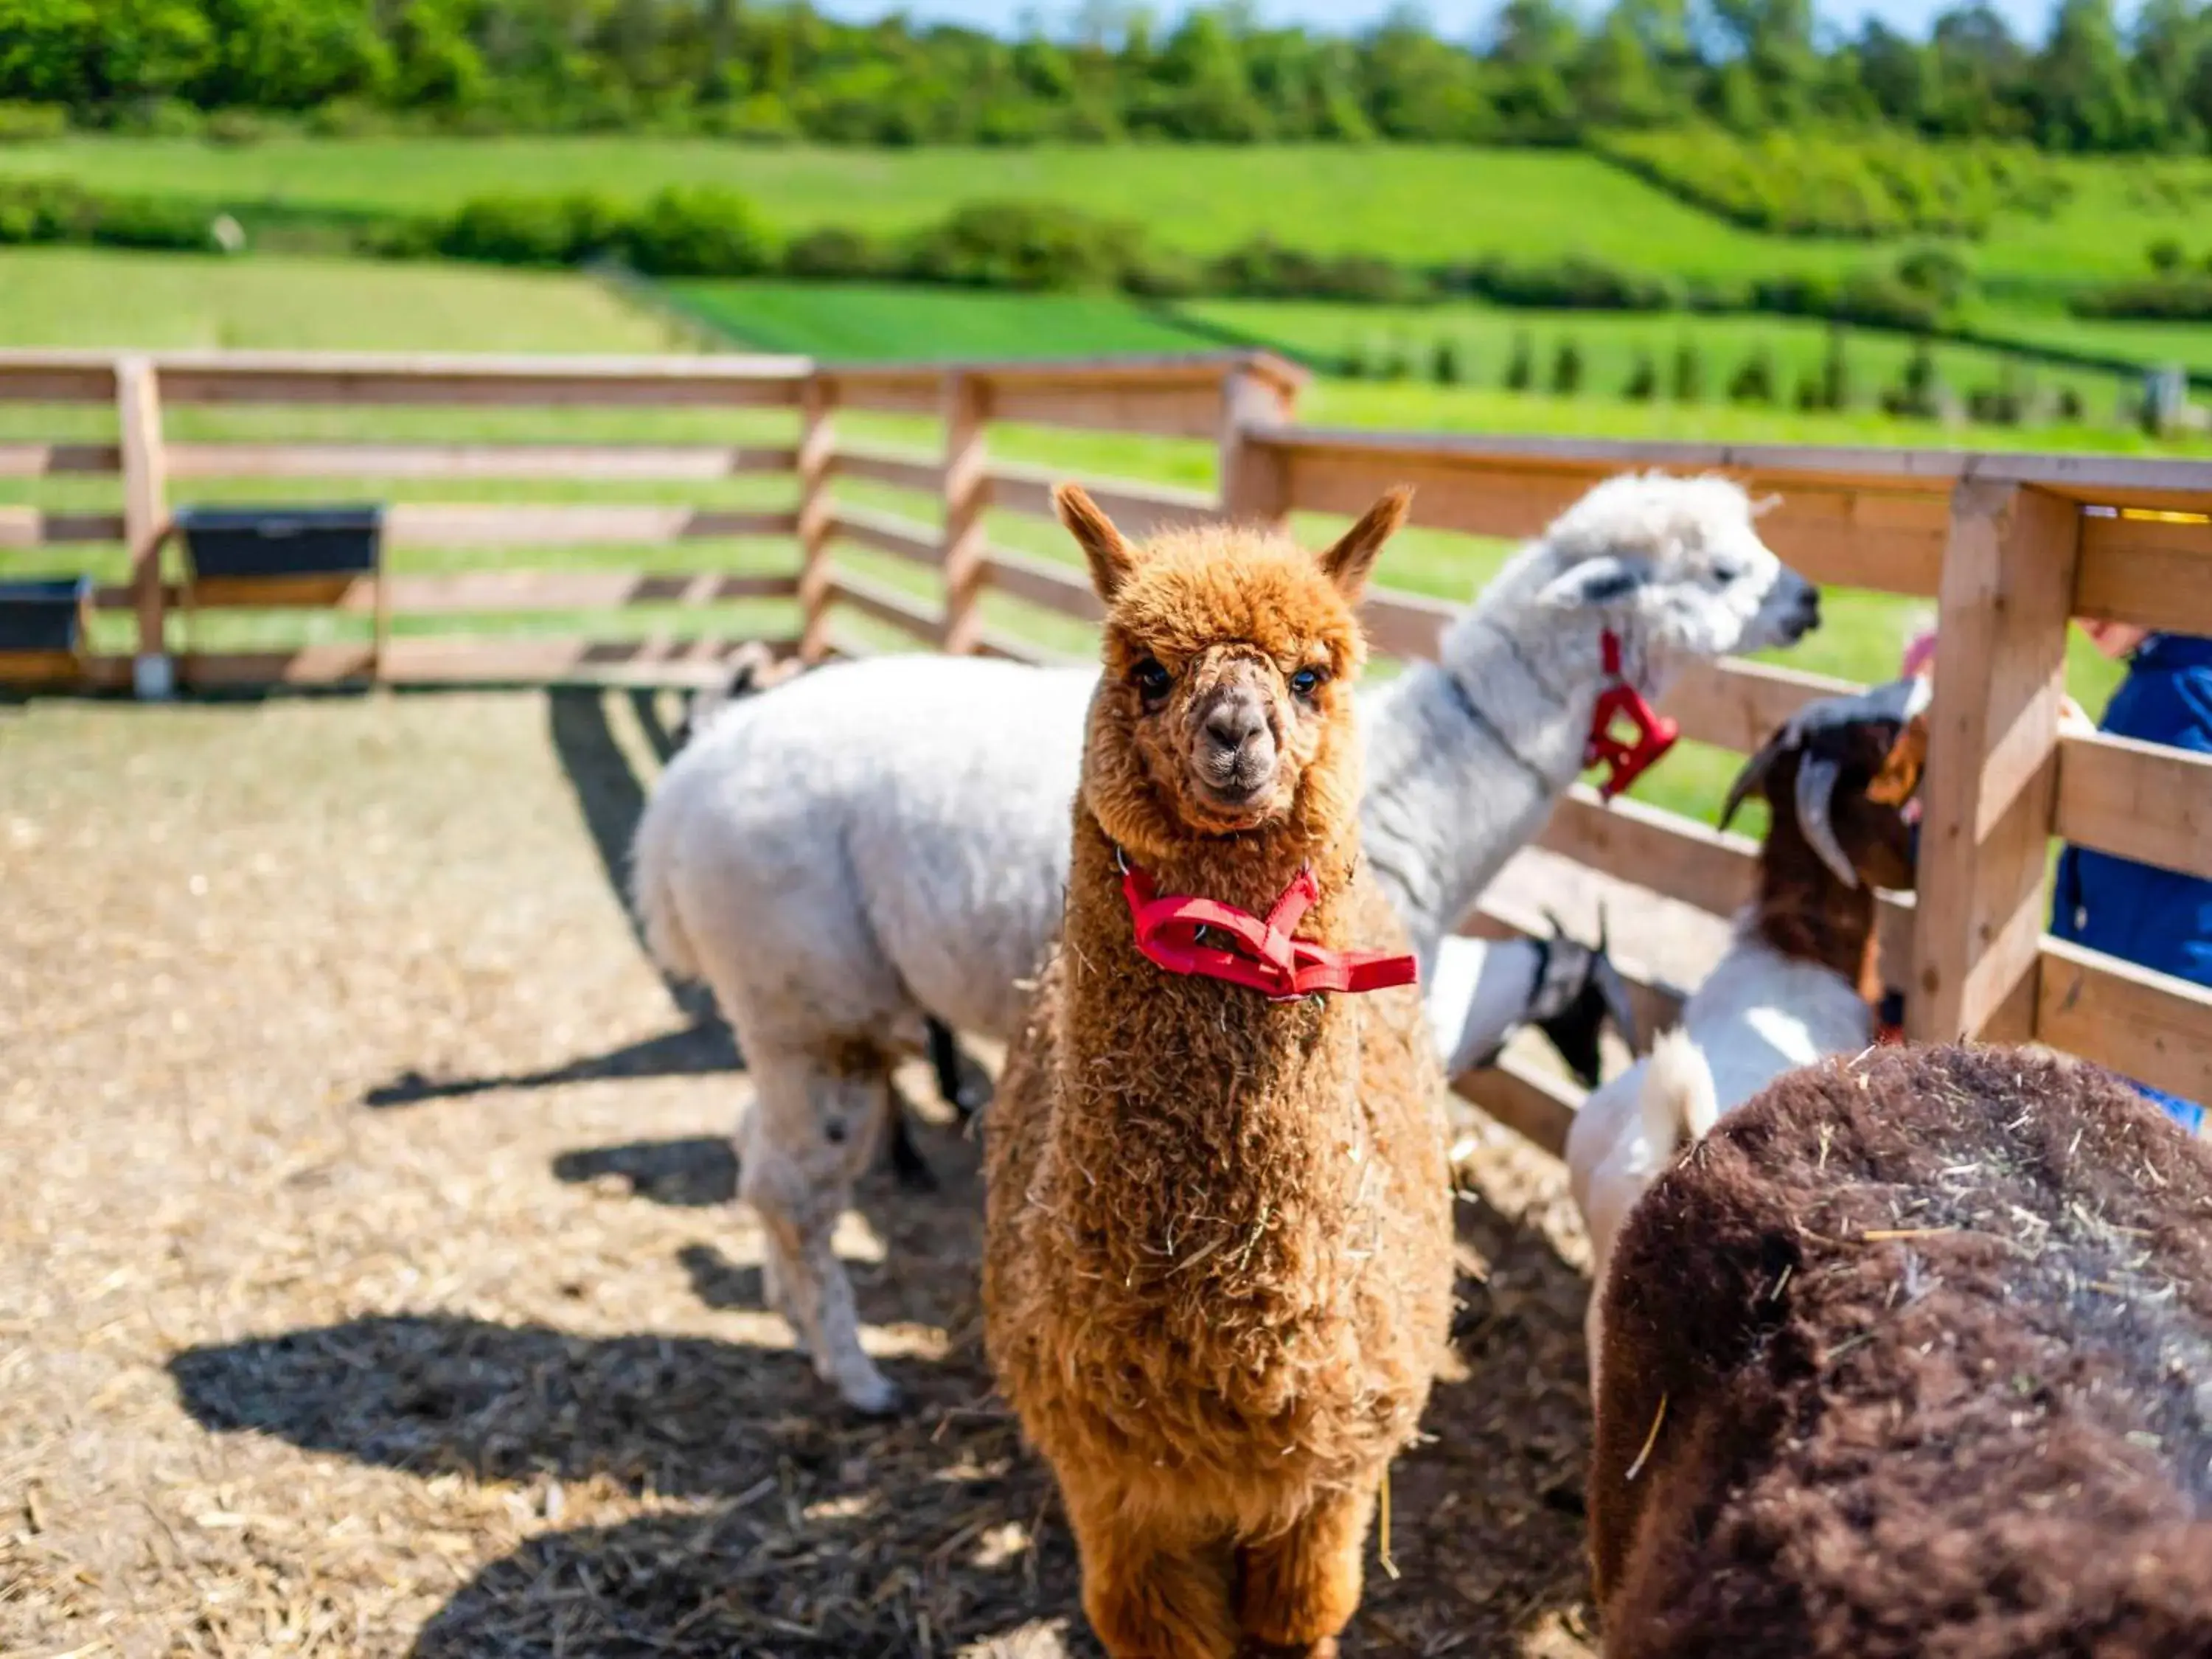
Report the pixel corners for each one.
[1,686,1600,1658]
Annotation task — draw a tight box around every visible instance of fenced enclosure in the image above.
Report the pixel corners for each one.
[3,344,2208,1155]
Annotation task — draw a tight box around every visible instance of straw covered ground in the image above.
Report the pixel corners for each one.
[1,686,1601,1658]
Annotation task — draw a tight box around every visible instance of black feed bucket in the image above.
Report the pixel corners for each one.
[175,504,384,580]
[0,574,92,653]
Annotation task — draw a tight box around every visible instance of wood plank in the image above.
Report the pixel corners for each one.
[148,350,810,408]
[1358,588,1453,660]
[384,504,797,547]
[0,442,119,476]
[2075,509,2212,634]
[987,462,1220,541]
[2037,936,2212,1106]
[98,570,799,613]
[974,627,1082,667]
[166,441,798,480]
[1219,361,1296,525]
[827,571,942,642]
[1660,658,1860,756]
[1909,481,2079,1043]
[1281,443,1950,595]
[0,355,119,403]
[96,636,795,693]
[829,506,939,567]
[0,648,84,687]
[798,378,837,661]
[981,549,1104,625]
[990,380,1228,441]
[0,507,125,546]
[2053,729,2212,885]
[830,445,939,495]
[115,357,169,678]
[1451,1057,1580,1160]
[940,374,990,655]
[1537,787,1761,921]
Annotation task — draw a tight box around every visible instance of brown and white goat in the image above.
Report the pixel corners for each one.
[1567,679,1929,1385]
[1590,1043,2212,1658]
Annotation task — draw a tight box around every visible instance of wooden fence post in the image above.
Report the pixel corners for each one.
[1906,480,2081,1046]
[116,355,172,699]
[796,373,836,663]
[1217,362,1292,526]
[939,372,990,655]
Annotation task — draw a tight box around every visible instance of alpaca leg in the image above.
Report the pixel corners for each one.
[1234,1484,1376,1656]
[1066,1492,1237,1659]
[737,1054,902,1415]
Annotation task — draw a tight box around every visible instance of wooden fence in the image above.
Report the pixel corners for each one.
[4,347,2209,1158]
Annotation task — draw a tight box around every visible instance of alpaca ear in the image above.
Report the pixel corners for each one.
[1318,487,1411,602]
[1537,555,1645,612]
[1056,483,1139,604]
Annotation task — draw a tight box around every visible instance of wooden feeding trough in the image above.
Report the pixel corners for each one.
[0,574,94,688]
[173,504,386,681]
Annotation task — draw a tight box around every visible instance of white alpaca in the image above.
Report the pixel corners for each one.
[633,472,1820,1412]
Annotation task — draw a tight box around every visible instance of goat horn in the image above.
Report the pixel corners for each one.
[1795,755,1860,890]
[1720,739,1778,832]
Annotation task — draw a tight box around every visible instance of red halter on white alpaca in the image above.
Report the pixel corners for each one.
[1585,630,1679,801]
[1118,852,1419,1001]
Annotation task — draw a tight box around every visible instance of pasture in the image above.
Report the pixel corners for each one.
[7,136,2212,293]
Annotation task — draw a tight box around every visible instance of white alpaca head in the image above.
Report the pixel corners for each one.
[1500,473,1820,679]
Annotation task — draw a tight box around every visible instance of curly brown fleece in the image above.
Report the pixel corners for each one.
[982,487,1454,1659]
[1592,1044,2212,1659]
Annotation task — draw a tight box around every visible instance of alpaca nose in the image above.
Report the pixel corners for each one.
[1204,700,1270,763]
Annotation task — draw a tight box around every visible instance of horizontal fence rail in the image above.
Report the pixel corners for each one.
[2,347,2208,1161]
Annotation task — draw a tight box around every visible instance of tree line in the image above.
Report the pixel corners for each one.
[4,0,2212,156]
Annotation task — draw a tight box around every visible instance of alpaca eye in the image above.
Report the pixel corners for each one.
[1711,557,1747,583]
[1290,667,1327,699]
[1131,658,1171,700]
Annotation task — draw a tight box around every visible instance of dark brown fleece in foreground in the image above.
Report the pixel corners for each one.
[1591,1045,2212,1659]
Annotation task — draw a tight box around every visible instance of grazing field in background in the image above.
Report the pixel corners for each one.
[6,136,2211,293]
[664,279,1220,359]
[0,245,2135,827]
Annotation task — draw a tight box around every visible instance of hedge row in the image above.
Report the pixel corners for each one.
[386,189,1961,333]
[0,173,1969,338]
[1590,128,2072,240]
[0,178,232,252]
[2070,276,2212,321]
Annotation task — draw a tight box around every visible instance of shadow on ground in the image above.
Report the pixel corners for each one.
[167,1138,1599,1656]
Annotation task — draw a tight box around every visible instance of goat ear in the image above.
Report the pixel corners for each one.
[1866,712,1930,807]
[1317,487,1411,602]
[1057,484,1139,605]
[1537,555,1644,612]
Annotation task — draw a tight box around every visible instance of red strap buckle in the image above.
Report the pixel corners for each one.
[1118,854,1419,1001]
[1585,630,1679,802]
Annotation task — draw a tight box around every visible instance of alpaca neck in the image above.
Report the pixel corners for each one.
[1363,594,1663,964]
[1748,830,1882,1004]
[1049,813,1366,1254]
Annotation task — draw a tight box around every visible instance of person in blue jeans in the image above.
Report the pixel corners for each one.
[1907,620,2208,1134]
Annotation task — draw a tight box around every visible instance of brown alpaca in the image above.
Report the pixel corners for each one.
[982,485,1454,1659]
[1591,1045,2212,1658]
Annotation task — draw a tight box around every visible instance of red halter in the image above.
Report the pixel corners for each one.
[1118,853,1419,1003]
[1585,630,1680,802]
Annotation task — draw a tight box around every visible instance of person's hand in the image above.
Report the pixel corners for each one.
[2059,695,2093,734]
[2079,619,2150,660]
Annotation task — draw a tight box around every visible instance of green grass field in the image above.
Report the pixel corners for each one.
[10,136,2211,293]
[666,279,1220,359]
[0,243,2146,824]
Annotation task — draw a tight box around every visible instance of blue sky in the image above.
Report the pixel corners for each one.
[812,1,2060,45]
